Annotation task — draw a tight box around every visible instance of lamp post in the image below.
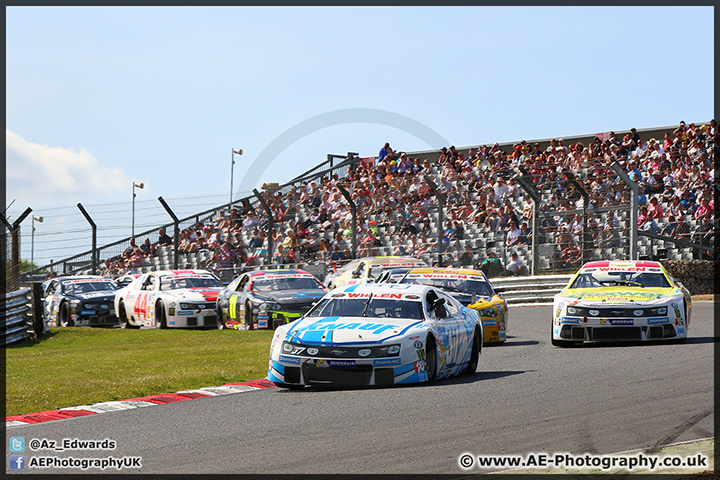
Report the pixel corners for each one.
[230,148,243,210]
[132,182,144,238]
[31,215,43,269]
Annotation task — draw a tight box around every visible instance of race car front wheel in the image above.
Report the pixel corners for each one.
[551,324,576,347]
[426,334,437,382]
[216,304,226,330]
[117,301,139,329]
[245,301,254,330]
[59,302,74,327]
[155,301,168,329]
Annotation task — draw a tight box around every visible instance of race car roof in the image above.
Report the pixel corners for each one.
[579,260,665,273]
[248,269,316,279]
[57,275,112,283]
[333,282,436,300]
[362,256,427,267]
[404,267,489,280]
[153,269,216,277]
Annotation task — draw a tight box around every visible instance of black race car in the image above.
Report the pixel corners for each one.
[216,269,327,330]
[42,275,119,327]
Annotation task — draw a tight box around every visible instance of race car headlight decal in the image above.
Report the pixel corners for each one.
[387,345,400,355]
[180,303,192,310]
[477,307,498,318]
[281,342,401,357]
[84,304,94,309]
[260,302,283,312]
[567,306,579,315]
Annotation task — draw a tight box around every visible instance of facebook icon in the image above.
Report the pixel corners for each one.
[9,455,25,470]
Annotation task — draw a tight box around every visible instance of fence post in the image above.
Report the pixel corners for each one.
[31,282,45,337]
[253,189,274,265]
[158,197,180,269]
[423,175,446,266]
[513,173,541,275]
[76,203,97,274]
[609,162,638,260]
[2,208,32,291]
[336,182,357,259]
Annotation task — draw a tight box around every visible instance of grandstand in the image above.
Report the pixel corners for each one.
[15,120,716,286]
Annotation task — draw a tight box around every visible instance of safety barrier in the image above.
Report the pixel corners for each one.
[490,275,572,307]
[1,288,35,346]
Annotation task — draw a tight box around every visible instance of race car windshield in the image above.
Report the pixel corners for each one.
[62,281,117,294]
[252,277,324,293]
[570,272,671,289]
[369,264,420,279]
[161,277,221,290]
[305,298,424,319]
[402,277,493,296]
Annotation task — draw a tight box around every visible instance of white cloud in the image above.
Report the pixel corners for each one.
[5,129,130,207]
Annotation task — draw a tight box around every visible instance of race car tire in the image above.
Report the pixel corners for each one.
[274,382,304,390]
[551,324,576,347]
[216,305,226,330]
[464,328,481,375]
[118,301,140,329]
[59,302,74,327]
[245,301,254,330]
[426,334,437,382]
[155,301,168,329]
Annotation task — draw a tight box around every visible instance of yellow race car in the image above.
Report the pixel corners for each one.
[397,267,508,344]
[552,260,692,346]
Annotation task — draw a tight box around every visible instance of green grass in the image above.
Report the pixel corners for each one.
[5,327,274,417]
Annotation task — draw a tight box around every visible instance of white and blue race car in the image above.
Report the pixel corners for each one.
[267,283,483,388]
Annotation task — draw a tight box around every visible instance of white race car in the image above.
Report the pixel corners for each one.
[267,283,483,388]
[114,269,222,329]
[552,260,692,346]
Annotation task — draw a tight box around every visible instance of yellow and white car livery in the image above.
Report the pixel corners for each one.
[397,267,508,344]
[552,260,692,346]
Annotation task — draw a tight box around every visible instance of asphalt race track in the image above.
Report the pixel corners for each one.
[7,303,714,474]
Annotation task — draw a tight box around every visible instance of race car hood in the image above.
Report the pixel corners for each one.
[284,316,421,345]
[165,288,220,302]
[72,291,117,303]
[447,292,497,307]
[557,287,679,305]
[251,289,326,307]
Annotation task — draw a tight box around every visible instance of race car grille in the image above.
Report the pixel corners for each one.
[186,315,217,327]
[283,303,315,314]
[301,364,394,387]
[87,315,118,326]
[565,306,668,318]
[591,327,642,341]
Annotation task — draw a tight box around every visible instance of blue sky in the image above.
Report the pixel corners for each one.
[5,6,714,264]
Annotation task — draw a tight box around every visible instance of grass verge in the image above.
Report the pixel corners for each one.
[5,327,274,417]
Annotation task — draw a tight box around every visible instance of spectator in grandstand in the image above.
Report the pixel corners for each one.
[124,237,137,256]
[599,224,621,248]
[646,196,664,219]
[671,215,691,240]
[660,215,677,237]
[479,252,504,278]
[139,237,156,257]
[505,221,523,247]
[247,230,263,249]
[694,194,713,221]
[503,252,527,276]
[378,142,393,164]
[692,218,714,260]
[457,244,474,267]
[158,227,172,247]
